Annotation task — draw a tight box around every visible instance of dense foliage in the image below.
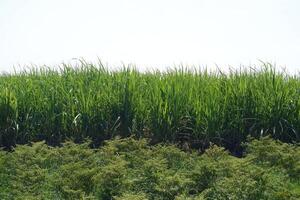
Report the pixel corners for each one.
[0,62,299,152]
[0,137,299,199]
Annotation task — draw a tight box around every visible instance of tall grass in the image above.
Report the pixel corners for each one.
[0,62,299,151]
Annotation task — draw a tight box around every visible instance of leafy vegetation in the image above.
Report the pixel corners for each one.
[0,137,299,199]
[0,62,299,152]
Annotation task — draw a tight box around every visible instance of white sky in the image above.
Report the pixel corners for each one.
[0,0,300,73]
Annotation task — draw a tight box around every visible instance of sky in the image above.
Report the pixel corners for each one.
[0,0,300,73]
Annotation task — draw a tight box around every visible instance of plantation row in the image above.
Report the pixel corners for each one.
[0,62,299,150]
[0,137,299,199]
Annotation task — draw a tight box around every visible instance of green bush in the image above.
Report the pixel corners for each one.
[0,137,299,199]
[245,136,300,179]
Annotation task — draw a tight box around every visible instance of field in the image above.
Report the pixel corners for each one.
[0,61,299,199]
[0,62,299,150]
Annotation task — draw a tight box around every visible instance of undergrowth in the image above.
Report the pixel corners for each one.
[0,136,299,200]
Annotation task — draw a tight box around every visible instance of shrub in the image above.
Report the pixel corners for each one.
[0,137,299,199]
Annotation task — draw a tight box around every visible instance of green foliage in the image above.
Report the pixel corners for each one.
[0,137,299,199]
[245,136,300,179]
[0,62,299,150]
[114,192,148,200]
